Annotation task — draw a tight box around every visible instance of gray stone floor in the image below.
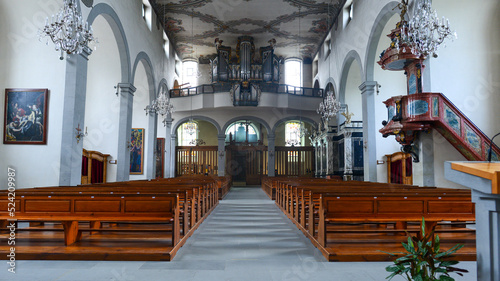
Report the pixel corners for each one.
[1,186,477,281]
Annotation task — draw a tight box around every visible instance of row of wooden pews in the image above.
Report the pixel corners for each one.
[0,175,230,261]
[263,177,477,261]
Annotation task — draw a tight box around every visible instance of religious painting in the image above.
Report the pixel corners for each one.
[155,138,165,179]
[130,128,145,174]
[3,88,49,144]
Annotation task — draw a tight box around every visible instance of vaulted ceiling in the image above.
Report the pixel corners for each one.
[150,0,346,61]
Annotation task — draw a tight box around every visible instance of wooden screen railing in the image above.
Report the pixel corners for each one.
[82,149,110,184]
[176,146,218,176]
[275,146,315,177]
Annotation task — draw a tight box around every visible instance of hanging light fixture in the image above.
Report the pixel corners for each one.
[190,8,202,79]
[145,85,175,126]
[398,0,456,58]
[39,0,98,60]
[317,89,341,122]
[317,0,341,123]
[185,95,198,135]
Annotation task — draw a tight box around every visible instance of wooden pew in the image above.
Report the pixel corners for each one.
[268,178,476,261]
[0,192,180,246]
[30,178,219,235]
[315,191,475,247]
[0,176,224,261]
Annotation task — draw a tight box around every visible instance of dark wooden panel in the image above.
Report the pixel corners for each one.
[326,200,374,214]
[25,200,71,212]
[378,200,423,214]
[125,200,172,213]
[75,200,121,212]
[428,201,474,214]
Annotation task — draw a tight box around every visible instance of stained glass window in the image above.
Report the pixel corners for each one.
[178,122,198,146]
[285,122,303,147]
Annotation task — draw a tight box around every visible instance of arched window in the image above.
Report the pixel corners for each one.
[285,121,304,146]
[225,122,259,143]
[182,60,199,88]
[178,122,198,146]
[285,59,302,88]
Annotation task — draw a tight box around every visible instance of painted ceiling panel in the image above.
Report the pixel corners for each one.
[150,0,345,60]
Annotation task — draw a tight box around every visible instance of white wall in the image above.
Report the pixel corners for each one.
[0,0,67,188]
[83,15,121,183]
[344,62,363,121]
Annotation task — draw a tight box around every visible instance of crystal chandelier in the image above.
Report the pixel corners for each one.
[399,0,456,58]
[145,86,175,126]
[39,0,97,60]
[297,123,308,138]
[317,89,341,122]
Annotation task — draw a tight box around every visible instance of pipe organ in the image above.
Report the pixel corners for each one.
[212,36,280,106]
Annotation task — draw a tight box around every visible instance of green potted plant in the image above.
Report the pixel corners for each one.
[383,218,469,281]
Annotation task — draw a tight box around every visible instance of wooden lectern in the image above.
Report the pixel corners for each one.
[445,161,500,281]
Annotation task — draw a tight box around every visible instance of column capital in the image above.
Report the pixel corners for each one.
[79,46,93,60]
[118,83,137,96]
[267,134,276,140]
[217,134,226,140]
[359,81,378,92]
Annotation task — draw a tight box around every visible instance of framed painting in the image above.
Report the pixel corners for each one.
[155,138,165,179]
[130,128,145,174]
[3,88,49,144]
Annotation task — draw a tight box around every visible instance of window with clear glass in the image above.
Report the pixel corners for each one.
[182,60,198,88]
[285,60,302,88]
[142,0,152,31]
[178,122,198,146]
[343,1,354,28]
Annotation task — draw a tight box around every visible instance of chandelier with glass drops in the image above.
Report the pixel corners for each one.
[39,0,98,60]
[317,89,341,122]
[145,86,174,126]
[184,95,198,136]
[398,0,456,58]
[317,1,341,123]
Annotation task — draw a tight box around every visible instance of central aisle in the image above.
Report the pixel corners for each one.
[147,186,402,281]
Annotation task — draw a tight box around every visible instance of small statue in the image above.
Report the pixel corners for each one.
[341,111,354,124]
[395,0,409,22]
[214,38,223,50]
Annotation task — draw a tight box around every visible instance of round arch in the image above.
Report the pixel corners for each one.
[87,3,131,83]
[324,77,338,97]
[222,116,272,136]
[271,116,318,135]
[338,49,364,103]
[364,1,400,82]
[158,78,169,94]
[132,52,156,102]
[172,116,222,136]
[313,79,320,89]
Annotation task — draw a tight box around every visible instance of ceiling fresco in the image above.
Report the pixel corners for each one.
[150,0,346,61]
